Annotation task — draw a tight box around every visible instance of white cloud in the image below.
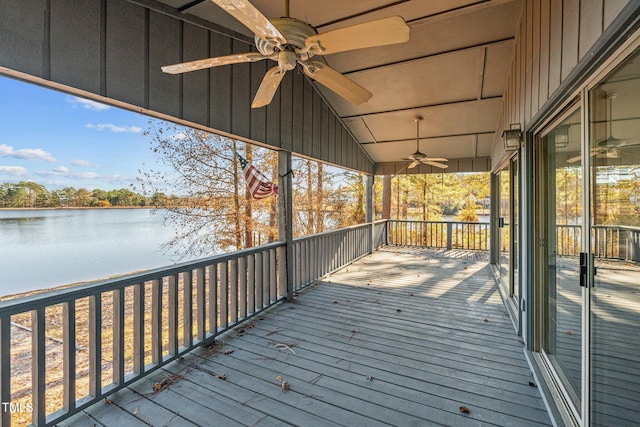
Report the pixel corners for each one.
[171,132,189,141]
[66,96,110,111]
[0,144,56,162]
[86,123,143,133]
[0,166,29,176]
[71,159,92,167]
[53,166,69,174]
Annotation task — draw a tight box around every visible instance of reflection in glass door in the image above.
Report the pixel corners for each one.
[497,160,519,305]
[498,167,511,298]
[538,108,583,414]
[589,52,640,426]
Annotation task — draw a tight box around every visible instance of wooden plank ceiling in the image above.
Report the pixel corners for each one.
[159,0,522,165]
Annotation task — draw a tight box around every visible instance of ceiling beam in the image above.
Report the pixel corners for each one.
[360,131,495,145]
[340,37,514,75]
[341,96,501,120]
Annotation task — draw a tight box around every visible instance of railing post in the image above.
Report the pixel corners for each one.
[0,316,11,427]
[278,151,294,299]
[366,174,374,254]
[446,222,453,250]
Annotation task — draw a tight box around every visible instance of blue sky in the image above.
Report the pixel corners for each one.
[0,75,162,191]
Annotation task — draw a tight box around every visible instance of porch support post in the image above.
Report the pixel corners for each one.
[366,174,374,253]
[278,150,294,299]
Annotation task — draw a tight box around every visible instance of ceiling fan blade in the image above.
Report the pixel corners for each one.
[211,0,286,45]
[422,160,449,169]
[567,147,602,163]
[408,160,420,169]
[426,157,448,162]
[302,61,372,105]
[251,66,286,108]
[566,154,582,164]
[162,52,269,74]
[303,16,410,56]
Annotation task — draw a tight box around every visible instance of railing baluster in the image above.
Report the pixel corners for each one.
[168,274,178,357]
[31,308,46,426]
[183,270,193,349]
[0,315,10,427]
[196,268,206,343]
[208,264,218,336]
[151,279,162,365]
[247,254,255,314]
[229,259,238,324]
[238,257,247,320]
[255,254,263,310]
[133,283,145,374]
[89,294,102,397]
[270,248,277,303]
[263,250,270,304]
[219,262,228,330]
[278,246,287,297]
[63,300,76,413]
[112,289,125,386]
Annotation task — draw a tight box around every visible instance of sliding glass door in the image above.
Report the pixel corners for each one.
[588,50,640,426]
[536,45,640,425]
[538,107,584,415]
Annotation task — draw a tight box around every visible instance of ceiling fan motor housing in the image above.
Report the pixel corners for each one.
[255,17,317,56]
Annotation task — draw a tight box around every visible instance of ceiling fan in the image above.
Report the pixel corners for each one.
[401,116,449,170]
[162,0,410,108]
[567,92,640,163]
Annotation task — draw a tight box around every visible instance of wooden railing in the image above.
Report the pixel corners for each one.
[557,224,640,262]
[292,221,387,290]
[387,220,490,251]
[0,220,390,426]
[0,242,287,426]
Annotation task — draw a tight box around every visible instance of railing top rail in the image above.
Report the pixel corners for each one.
[0,241,284,316]
[592,224,640,232]
[388,219,489,225]
[293,222,372,242]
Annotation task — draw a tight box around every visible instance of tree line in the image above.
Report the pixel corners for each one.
[0,181,174,209]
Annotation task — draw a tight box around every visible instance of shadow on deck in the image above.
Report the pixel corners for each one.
[63,247,551,426]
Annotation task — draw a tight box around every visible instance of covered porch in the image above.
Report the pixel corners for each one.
[61,246,551,427]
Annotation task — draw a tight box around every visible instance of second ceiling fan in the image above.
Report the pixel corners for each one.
[402,116,449,170]
[162,0,410,108]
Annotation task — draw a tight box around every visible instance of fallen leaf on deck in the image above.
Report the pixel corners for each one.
[464,266,468,270]
[247,322,255,329]
[105,398,112,404]
[223,349,235,355]
[345,299,350,303]
[483,317,489,322]
[333,300,339,304]
[133,407,139,415]
[409,293,414,296]
[365,375,374,381]
[276,375,283,382]
[459,406,470,414]
[565,330,574,335]
[281,381,289,392]
[529,381,537,388]
[396,309,402,313]
[215,373,227,380]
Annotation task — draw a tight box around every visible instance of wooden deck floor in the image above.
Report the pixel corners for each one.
[63,247,552,427]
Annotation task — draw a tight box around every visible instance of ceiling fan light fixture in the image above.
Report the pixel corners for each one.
[554,125,570,148]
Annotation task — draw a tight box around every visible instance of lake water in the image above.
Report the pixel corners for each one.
[0,209,193,297]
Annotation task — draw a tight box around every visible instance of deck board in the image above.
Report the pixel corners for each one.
[67,247,552,426]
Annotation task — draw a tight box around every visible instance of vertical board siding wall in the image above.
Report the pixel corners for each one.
[0,0,374,174]
[492,0,630,167]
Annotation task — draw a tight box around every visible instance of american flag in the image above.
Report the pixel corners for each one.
[237,153,278,200]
